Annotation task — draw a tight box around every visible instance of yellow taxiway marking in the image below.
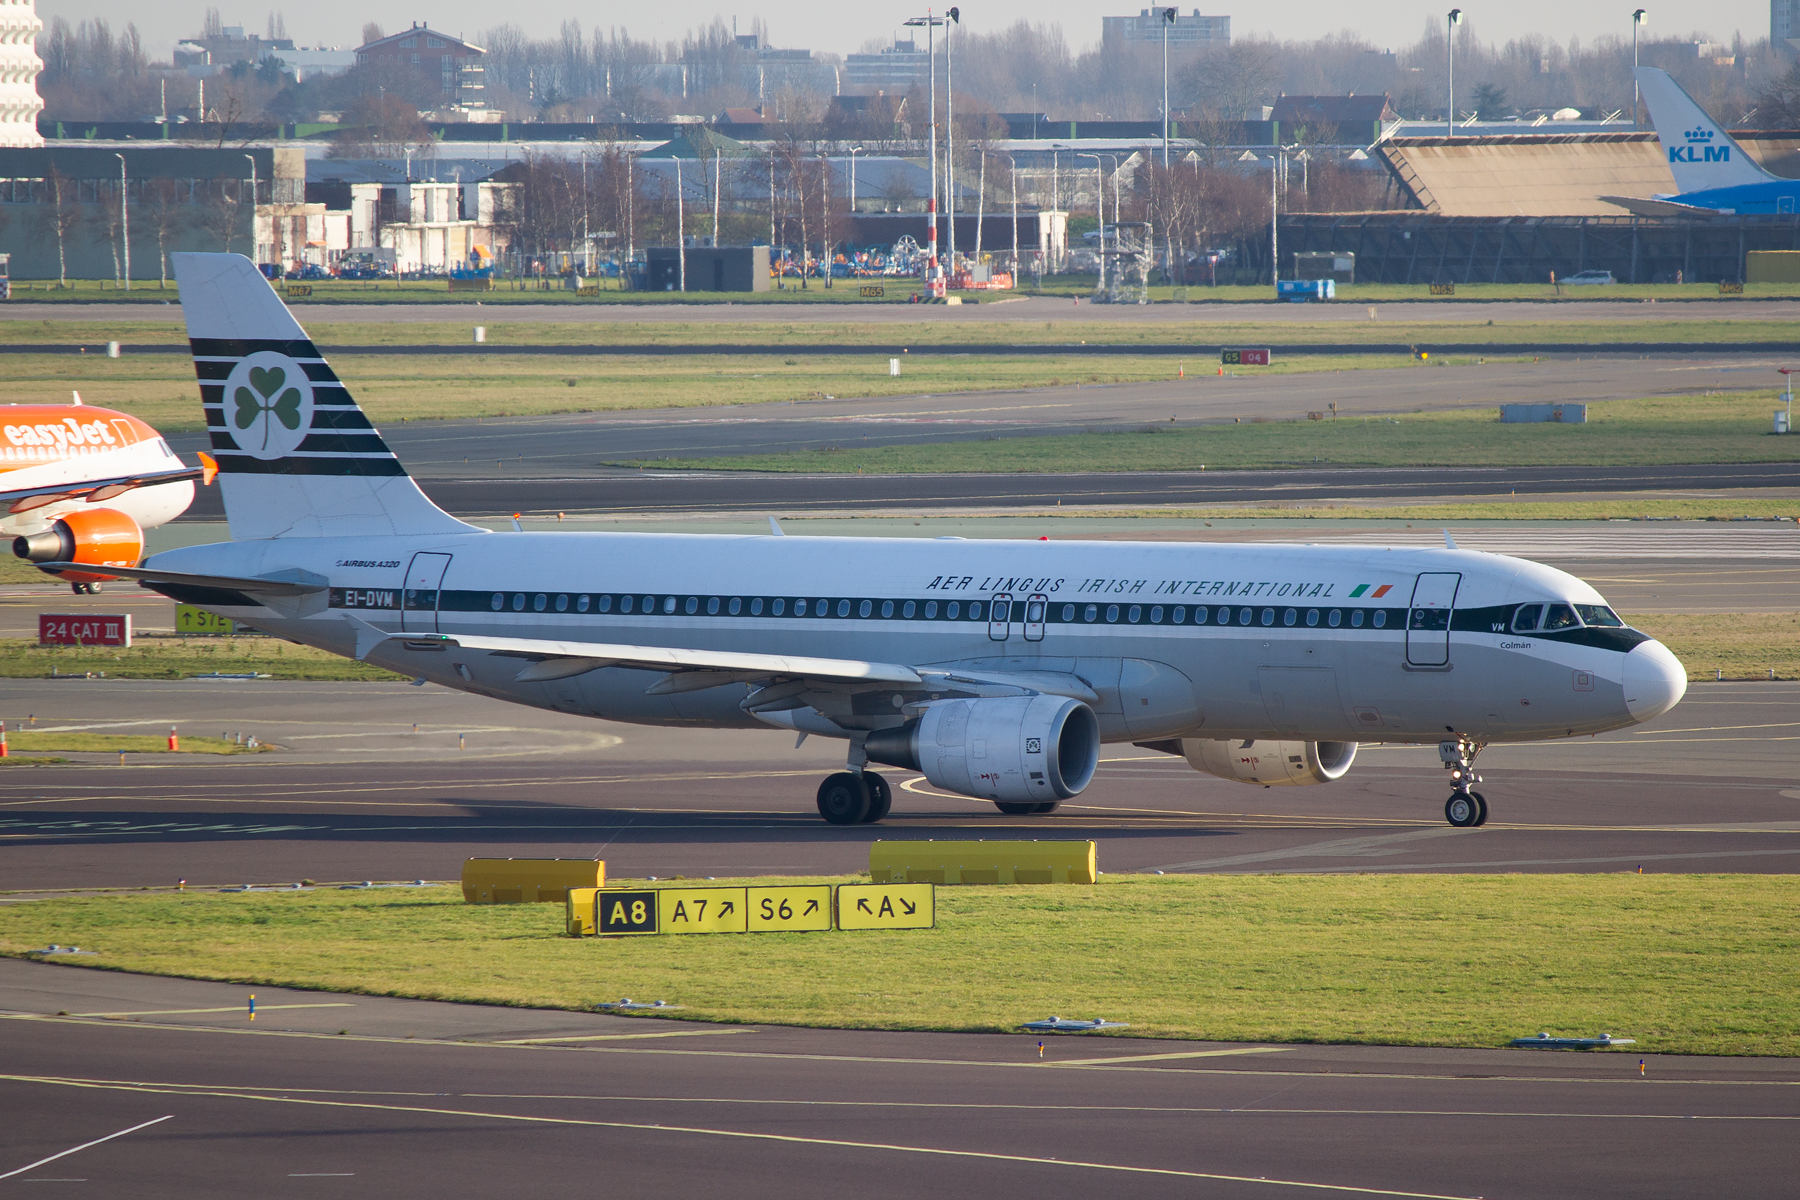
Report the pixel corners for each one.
[0,1073,1486,1199]
[71,1003,355,1018]
[1046,1047,1290,1067]
[493,1029,751,1045]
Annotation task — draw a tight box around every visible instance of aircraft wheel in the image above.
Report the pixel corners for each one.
[860,772,892,823]
[817,772,870,825]
[1471,792,1489,827]
[1445,792,1480,828]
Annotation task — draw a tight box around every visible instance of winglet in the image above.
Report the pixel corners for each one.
[769,516,785,536]
[1443,530,1458,550]
[197,451,218,487]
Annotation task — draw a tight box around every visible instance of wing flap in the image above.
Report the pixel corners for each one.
[403,632,925,686]
[43,563,328,597]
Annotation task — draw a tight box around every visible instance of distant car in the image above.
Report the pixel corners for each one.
[1561,270,1616,285]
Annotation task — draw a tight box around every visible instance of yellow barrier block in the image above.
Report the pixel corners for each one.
[868,840,1096,885]
[747,885,833,932]
[462,858,605,904]
[566,888,600,936]
[658,886,749,934]
[837,883,935,930]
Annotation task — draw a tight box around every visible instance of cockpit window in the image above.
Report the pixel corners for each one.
[1511,604,1543,633]
[1575,604,1625,628]
[1542,603,1580,631]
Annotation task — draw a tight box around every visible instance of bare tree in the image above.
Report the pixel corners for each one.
[94,179,124,284]
[40,169,81,288]
[361,22,384,45]
[144,178,188,287]
[199,180,242,254]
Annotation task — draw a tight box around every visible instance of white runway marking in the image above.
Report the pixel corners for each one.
[0,1114,172,1181]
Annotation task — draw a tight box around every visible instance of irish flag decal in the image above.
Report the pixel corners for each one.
[1348,584,1393,599]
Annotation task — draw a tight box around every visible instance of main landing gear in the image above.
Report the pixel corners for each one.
[816,770,892,826]
[1439,737,1488,828]
[70,582,102,595]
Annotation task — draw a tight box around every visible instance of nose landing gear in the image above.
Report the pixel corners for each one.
[1439,737,1489,827]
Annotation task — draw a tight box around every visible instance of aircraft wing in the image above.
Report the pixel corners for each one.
[1,463,209,515]
[389,631,926,687]
[42,563,328,597]
[1598,195,1725,218]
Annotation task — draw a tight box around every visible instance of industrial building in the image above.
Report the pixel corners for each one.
[1101,9,1230,49]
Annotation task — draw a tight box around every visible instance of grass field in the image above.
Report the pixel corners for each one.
[641,392,1800,474]
[1623,613,1800,681]
[0,636,405,681]
[8,313,1800,351]
[14,275,1800,306]
[1,731,268,754]
[0,349,1539,433]
[4,875,1795,1055]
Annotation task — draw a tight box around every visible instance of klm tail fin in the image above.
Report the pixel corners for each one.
[1636,67,1774,193]
[171,253,478,541]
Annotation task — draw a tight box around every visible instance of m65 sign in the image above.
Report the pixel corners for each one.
[39,614,131,647]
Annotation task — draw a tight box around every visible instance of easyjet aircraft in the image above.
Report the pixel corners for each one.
[90,254,1687,827]
[3,398,209,593]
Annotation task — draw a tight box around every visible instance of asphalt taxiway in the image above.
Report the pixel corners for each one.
[4,960,1792,1198]
[0,678,1793,893]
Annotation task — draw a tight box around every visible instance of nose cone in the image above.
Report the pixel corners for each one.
[1623,639,1687,723]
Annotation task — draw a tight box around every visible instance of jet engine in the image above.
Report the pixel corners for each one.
[1179,738,1357,786]
[865,695,1100,803]
[13,507,143,583]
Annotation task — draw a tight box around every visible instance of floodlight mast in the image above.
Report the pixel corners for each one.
[903,13,948,285]
[947,8,958,272]
[1161,7,1176,169]
[1446,9,1462,137]
[1632,9,1647,128]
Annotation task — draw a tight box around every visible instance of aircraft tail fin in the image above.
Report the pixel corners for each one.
[171,253,478,541]
[1635,67,1774,193]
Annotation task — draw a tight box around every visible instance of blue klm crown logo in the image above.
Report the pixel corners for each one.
[1671,125,1728,164]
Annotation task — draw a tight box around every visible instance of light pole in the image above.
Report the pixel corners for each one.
[946,7,959,271]
[849,145,864,211]
[1270,149,1280,286]
[114,153,129,292]
[999,151,1018,276]
[1632,9,1647,128]
[1160,6,1176,169]
[1077,152,1103,292]
[244,153,258,266]
[903,13,947,283]
[1446,9,1462,136]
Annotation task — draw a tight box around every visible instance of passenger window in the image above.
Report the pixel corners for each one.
[925,601,938,618]
[1575,604,1624,627]
[1511,604,1542,633]
[1061,603,1074,622]
[947,602,961,620]
[1238,607,1252,625]
[620,595,634,613]
[728,597,741,615]
[838,599,852,618]
[904,600,917,618]
[577,595,590,613]
[749,597,762,615]
[880,600,893,618]
[794,599,807,616]
[1351,610,1364,627]
[555,594,568,612]
[490,592,503,611]
[1106,604,1120,622]
[512,593,526,612]
[596,595,610,613]
[707,597,720,615]
[1306,609,1319,626]
[1373,611,1387,628]
[1173,606,1187,623]
[641,595,654,612]
[1128,605,1142,623]
[770,598,783,615]
[1260,608,1275,626]
[1542,603,1579,631]
[1328,609,1341,627]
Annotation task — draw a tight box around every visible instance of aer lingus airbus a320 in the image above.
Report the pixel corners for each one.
[71,253,1687,827]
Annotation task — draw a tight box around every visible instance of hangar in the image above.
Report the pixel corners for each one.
[1272,129,1800,284]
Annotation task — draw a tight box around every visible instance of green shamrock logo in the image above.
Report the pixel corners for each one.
[234,365,304,451]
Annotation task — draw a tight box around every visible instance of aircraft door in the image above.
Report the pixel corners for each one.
[988,593,1012,641]
[1023,593,1047,642]
[402,552,453,633]
[1406,572,1461,667]
[1782,196,1796,215]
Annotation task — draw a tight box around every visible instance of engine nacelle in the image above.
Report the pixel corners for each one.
[13,507,143,583]
[1180,738,1357,786]
[865,695,1100,803]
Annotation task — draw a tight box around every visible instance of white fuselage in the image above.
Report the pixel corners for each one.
[147,529,1686,747]
[0,436,193,537]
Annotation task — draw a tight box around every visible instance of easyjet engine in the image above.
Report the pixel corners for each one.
[13,508,144,584]
[864,695,1100,803]
[1180,738,1357,786]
